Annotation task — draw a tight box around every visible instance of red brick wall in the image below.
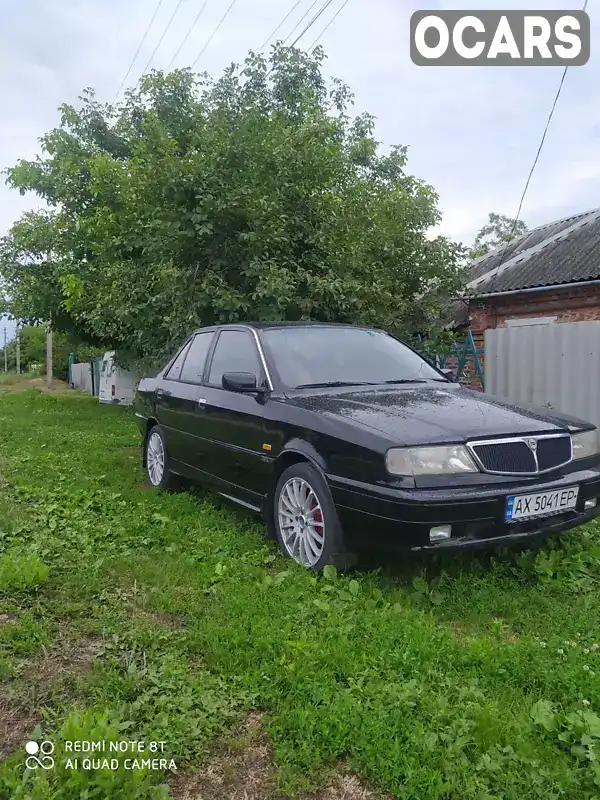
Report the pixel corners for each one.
[466,283,600,390]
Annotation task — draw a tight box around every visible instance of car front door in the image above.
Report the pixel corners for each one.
[154,331,215,475]
[197,328,271,504]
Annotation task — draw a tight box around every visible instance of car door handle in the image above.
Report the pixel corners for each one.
[156,388,171,399]
[197,398,207,407]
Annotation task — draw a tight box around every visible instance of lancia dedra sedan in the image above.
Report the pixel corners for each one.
[134,322,600,570]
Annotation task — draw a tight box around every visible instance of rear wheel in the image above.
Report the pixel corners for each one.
[273,462,350,571]
[145,425,180,490]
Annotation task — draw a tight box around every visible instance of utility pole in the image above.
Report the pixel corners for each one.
[46,326,53,390]
[3,328,6,372]
[15,326,20,375]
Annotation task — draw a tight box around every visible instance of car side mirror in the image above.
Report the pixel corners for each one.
[222,372,260,393]
[441,368,456,382]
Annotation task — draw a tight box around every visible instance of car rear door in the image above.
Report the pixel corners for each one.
[154,332,215,474]
[195,328,271,503]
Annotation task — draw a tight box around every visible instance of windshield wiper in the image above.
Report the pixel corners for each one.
[294,381,376,389]
[294,378,442,389]
[381,378,429,384]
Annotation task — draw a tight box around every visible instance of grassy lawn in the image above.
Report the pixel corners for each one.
[0,372,38,386]
[1,387,600,799]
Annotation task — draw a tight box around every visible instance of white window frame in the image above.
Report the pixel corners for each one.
[506,316,557,327]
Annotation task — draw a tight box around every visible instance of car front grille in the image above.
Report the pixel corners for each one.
[469,434,572,475]
[536,435,572,472]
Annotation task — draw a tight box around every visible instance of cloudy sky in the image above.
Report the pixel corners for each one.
[1,0,597,336]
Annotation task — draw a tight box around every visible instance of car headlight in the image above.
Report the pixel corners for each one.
[572,430,600,460]
[385,445,479,476]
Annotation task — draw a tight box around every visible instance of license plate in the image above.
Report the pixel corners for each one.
[505,486,579,522]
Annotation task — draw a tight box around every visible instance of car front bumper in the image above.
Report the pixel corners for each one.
[328,463,600,552]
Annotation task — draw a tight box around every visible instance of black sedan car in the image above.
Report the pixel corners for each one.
[134,322,600,569]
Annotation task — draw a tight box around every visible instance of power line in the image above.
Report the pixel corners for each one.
[306,0,351,51]
[138,0,187,78]
[282,0,321,46]
[258,0,304,52]
[114,0,165,102]
[483,0,588,298]
[167,0,212,69]
[266,0,331,76]
[287,0,337,49]
[191,0,240,68]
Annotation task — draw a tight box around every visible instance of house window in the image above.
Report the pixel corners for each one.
[506,316,557,327]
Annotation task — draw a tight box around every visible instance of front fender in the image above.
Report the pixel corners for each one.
[263,438,329,536]
[278,438,328,473]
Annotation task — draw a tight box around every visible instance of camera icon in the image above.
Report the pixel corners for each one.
[25,740,55,770]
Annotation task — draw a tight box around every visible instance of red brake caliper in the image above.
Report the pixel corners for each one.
[310,500,324,538]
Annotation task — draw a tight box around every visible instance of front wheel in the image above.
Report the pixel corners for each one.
[145,425,180,490]
[273,462,350,571]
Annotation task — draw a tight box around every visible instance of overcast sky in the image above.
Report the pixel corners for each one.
[1,0,598,337]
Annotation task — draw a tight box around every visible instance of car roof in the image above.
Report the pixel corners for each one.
[191,321,380,334]
[245,321,379,330]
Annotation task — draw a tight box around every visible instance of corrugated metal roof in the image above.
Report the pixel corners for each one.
[466,208,600,296]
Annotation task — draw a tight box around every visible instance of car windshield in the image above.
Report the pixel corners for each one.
[261,327,446,389]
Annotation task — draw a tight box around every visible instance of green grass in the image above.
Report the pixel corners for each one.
[0,371,38,386]
[0,388,600,798]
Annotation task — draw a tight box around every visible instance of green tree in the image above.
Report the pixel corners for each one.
[0,46,465,368]
[470,212,528,259]
[0,325,104,380]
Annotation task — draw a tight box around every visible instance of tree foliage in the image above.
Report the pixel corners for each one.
[0,46,465,367]
[0,325,103,380]
[470,212,528,259]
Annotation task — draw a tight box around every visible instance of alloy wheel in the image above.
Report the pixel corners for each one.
[147,430,165,486]
[277,477,325,567]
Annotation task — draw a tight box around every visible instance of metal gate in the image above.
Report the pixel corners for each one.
[438,331,484,390]
[91,356,102,397]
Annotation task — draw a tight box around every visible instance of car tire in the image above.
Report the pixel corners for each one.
[273,462,352,571]
[145,425,180,491]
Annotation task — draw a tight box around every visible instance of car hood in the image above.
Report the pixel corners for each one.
[285,384,591,445]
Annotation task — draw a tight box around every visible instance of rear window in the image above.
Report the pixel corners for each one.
[165,341,191,381]
[179,332,214,384]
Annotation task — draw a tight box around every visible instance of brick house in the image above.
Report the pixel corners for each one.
[447,208,600,388]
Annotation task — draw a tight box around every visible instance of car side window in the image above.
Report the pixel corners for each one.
[179,332,214,384]
[208,330,262,388]
[164,341,191,381]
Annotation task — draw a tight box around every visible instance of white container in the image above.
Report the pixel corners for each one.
[98,351,136,406]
